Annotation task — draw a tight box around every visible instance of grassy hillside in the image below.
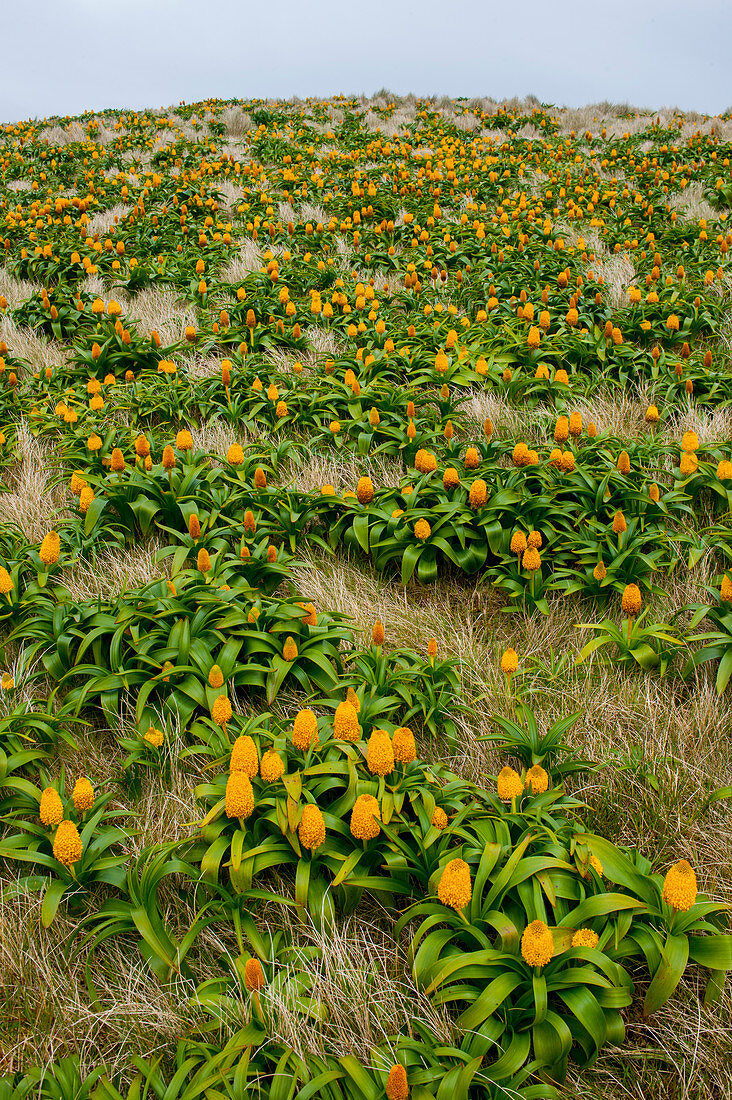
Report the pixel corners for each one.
[0,94,731,1098]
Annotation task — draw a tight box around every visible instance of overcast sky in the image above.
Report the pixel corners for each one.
[2,0,731,124]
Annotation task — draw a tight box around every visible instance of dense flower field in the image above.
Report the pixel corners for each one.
[0,95,731,1098]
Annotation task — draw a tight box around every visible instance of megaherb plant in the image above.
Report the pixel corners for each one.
[1,92,732,1099]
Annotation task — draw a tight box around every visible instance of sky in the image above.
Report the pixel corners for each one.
[2,0,731,123]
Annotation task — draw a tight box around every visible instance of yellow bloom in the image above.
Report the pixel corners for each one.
[521,920,554,967]
[572,928,600,949]
[721,575,732,603]
[39,530,61,565]
[569,411,583,437]
[334,701,361,742]
[645,405,660,424]
[554,416,569,444]
[79,487,95,514]
[525,765,549,794]
[682,431,699,452]
[260,749,285,781]
[716,460,732,481]
[497,766,523,801]
[612,511,627,535]
[431,806,448,829]
[414,449,437,474]
[500,649,518,675]
[510,531,527,555]
[39,787,64,827]
[72,777,94,814]
[372,620,385,646]
[662,859,697,911]
[593,561,607,581]
[244,957,265,991]
[212,695,233,727]
[621,583,642,617]
[144,726,164,747]
[356,476,374,504]
[617,450,631,475]
[385,1065,409,1100]
[53,820,83,866]
[197,548,211,573]
[0,567,13,595]
[437,858,472,910]
[468,478,487,509]
[414,519,431,541]
[298,804,326,851]
[443,466,460,490]
[649,482,660,502]
[110,448,126,472]
[176,429,194,451]
[225,771,254,819]
[350,793,381,840]
[230,735,259,777]
[299,602,317,626]
[392,726,416,763]
[227,443,245,465]
[679,451,698,476]
[208,664,224,688]
[522,546,541,571]
[367,729,395,776]
[283,636,298,662]
[346,686,361,712]
[293,708,319,751]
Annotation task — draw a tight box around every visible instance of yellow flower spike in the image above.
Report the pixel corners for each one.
[39,531,61,566]
[443,466,460,490]
[298,804,326,851]
[621,583,642,617]
[357,476,374,504]
[414,449,437,474]
[39,787,64,827]
[572,928,600,949]
[525,764,549,794]
[521,920,554,967]
[227,443,245,465]
[350,793,381,840]
[392,726,417,764]
[437,858,472,911]
[346,686,361,712]
[145,726,164,747]
[72,777,94,814]
[110,448,126,473]
[283,636,298,662]
[414,519,431,541]
[468,479,487,508]
[292,708,319,751]
[230,735,259,777]
[662,859,697,912]
[212,696,232,728]
[197,548,211,573]
[244,957,265,991]
[225,772,254,819]
[522,546,541,571]
[500,649,519,676]
[260,749,286,782]
[53,820,83,867]
[385,1065,409,1100]
[497,766,523,801]
[334,701,361,742]
[431,806,448,829]
[0,567,12,596]
[366,729,395,776]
